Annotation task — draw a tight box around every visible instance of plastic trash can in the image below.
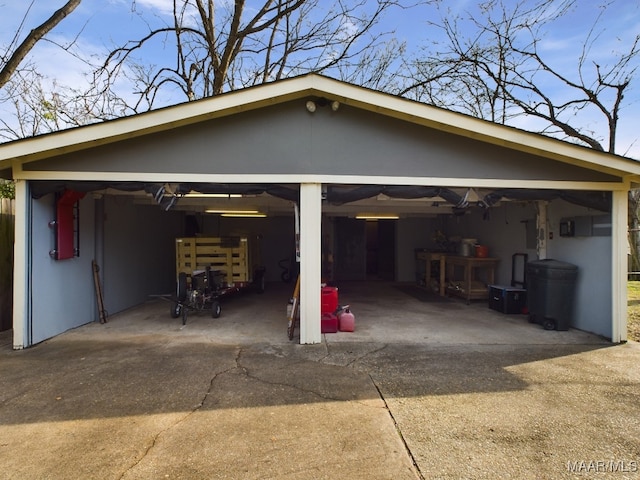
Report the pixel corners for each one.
[526,259,578,331]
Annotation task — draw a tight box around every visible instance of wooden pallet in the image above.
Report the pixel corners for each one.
[175,236,251,284]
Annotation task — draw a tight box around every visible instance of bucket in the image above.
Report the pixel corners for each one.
[460,239,477,257]
[475,245,489,258]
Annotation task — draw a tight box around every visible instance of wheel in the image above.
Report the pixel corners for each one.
[170,302,182,318]
[255,274,266,294]
[177,272,188,302]
[543,318,556,330]
[211,301,222,318]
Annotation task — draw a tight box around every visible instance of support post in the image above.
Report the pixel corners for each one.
[12,180,29,349]
[299,183,322,344]
[611,188,628,343]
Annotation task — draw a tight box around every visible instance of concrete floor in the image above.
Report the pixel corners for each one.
[2,281,637,480]
[97,280,606,347]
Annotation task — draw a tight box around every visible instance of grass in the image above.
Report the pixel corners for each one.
[628,282,640,342]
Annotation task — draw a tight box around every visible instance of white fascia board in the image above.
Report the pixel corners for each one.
[14,169,629,191]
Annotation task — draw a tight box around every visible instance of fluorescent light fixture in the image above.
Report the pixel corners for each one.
[185,193,242,198]
[205,209,260,214]
[221,213,267,218]
[355,214,400,220]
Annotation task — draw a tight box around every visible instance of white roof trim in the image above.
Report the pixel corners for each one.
[1,74,640,177]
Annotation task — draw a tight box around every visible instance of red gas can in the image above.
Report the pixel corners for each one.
[321,286,338,314]
[338,307,355,332]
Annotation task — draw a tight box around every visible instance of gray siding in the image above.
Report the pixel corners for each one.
[25,102,620,184]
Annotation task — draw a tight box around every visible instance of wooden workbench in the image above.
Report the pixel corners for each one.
[416,251,447,296]
[445,255,499,303]
[415,251,499,302]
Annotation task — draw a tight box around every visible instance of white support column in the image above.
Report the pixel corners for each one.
[299,183,322,344]
[611,188,628,343]
[12,179,29,349]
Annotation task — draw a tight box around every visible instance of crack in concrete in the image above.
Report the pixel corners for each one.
[118,347,243,479]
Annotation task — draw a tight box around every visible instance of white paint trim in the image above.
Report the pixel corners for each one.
[13,170,628,192]
[611,189,628,343]
[298,183,322,344]
[11,180,28,349]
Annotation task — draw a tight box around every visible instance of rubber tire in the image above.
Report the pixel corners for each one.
[255,275,266,294]
[177,272,188,302]
[212,301,222,318]
[170,302,182,318]
[543,318,556,331]
[182,305,188,325]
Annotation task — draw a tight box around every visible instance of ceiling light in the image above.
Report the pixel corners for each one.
[355,214,400,220]
[205,209,260,214]
[184,193,242,198]
[221,213,267,218]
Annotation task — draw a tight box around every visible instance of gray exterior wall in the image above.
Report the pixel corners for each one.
[25,102,621,184]
[30,194,96,344]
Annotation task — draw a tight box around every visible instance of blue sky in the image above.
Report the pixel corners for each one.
[1,0,639,158]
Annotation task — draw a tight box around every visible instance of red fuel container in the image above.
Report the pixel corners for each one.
[338,308,355,332]
[321,313,338,333]
[321,286,338,314]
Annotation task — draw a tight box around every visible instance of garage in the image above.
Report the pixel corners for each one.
[1,74,638,348]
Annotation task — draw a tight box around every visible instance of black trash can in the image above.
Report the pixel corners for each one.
[526,259,578,331]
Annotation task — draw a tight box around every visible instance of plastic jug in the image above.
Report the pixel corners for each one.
[338,307,355,332]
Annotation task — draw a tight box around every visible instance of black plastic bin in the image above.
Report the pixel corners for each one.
[526,259,578,331]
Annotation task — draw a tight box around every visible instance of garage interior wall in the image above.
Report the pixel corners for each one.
[102,196,183,315]
[546,199,612,338]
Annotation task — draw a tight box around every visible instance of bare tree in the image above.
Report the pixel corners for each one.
[95,0,402,111]
[401,0,639,154]
[0,0,82,90]
[400,0,640,271]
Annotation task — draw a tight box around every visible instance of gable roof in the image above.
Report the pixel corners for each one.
[1,73,639,178]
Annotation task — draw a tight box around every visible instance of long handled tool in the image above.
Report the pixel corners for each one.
[92,260,108,324]
[287,274,300,340]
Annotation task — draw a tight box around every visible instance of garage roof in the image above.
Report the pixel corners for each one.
[1,73,640,178]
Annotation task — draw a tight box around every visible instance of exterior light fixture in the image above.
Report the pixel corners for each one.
[305,100,317,113]
[331,100,340,111]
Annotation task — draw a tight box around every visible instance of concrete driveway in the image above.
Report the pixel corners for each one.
[1,282,639,479]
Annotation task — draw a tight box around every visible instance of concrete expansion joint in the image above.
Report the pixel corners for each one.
[368,373,425,480]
